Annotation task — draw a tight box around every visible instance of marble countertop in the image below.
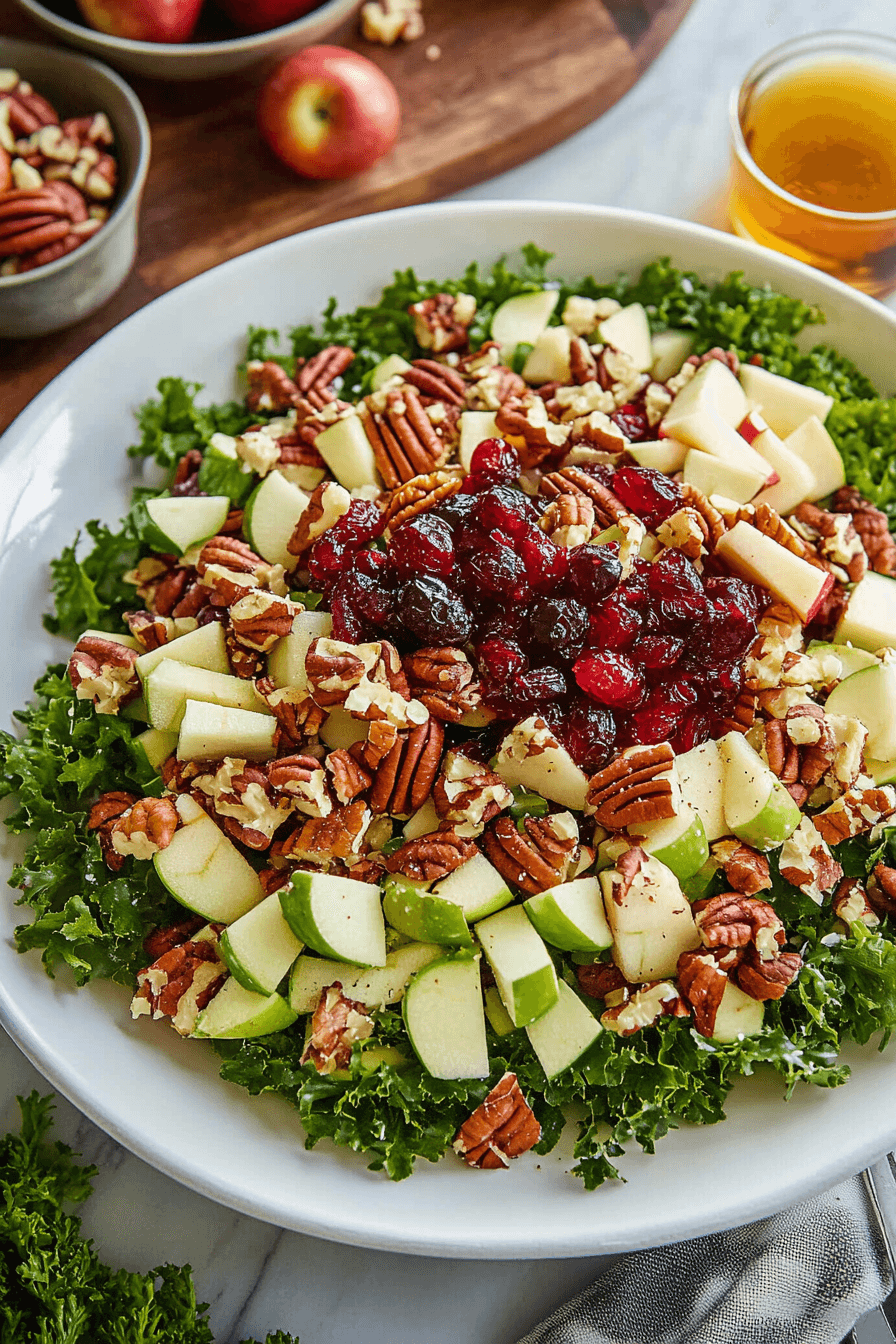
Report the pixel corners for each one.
[3,0,896,1338]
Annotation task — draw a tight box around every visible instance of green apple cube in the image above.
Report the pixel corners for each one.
[243,470,309,571]
[319,707,368,751]
[145,659,270,731]
[314,414,381,490]
[826,662,896,760]
[280,871,387,966]
[709,979,765,1043]
[132,726,178,774]
[597,302,652,372]
[475,904,558,1028]
[523,876,612,953]
[370,353,411,390]
[80,628,140,651]
[493,716,589,810]
[806,640,877,679]
[835,571,896,652]
[382,876,473,947]
[484,985,516,1036]
[629,803,709,882]
[403,798,440,840]
[430,852,513,923]
[599,853,700,982]
[177,700,277,762]
[718,730,801,851]
[219,893,304,995]
[289,941,442,1013]
[521,327,571,384]
[192,977,297,1039]
[676,738,727,842]
[650,328,695,381]
[141,495,231,556]
[135,621,230,684]
[867,757,896,786]
[739,363,833,439]
[401,952,489,1079]
[154,812,264,924]
[459,410,501,472]
[267,610,333,690]
[490,288,559,354]
[525,979,602,1079]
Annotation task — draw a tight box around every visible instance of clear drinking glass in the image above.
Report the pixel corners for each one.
[728,31,896,297]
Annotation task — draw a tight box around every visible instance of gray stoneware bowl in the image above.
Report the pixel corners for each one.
[0,37,150,339]
[12,0,363,81]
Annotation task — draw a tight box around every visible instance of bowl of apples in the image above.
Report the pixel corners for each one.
[12,0,364,81]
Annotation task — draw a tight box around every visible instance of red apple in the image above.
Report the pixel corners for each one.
[75,0,202,41]
[218,0,320,33]
[258,46,401,181]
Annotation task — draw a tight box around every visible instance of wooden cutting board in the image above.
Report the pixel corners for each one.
[0,0,694,430]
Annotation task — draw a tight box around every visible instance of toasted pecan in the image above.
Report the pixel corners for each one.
[453,1072,541,1169]
[586,743,678,829]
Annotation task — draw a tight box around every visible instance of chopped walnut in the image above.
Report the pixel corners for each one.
[302,983,375,1073]
[830,487,896,576]
[194,758,296,843]
[812,786,896,846]
[130,924,227,1036]
[833,877,880,929]
[453,1072,541,1169]
[601,981,688,1035]
[110,797,179,861]
[67,633,140,715]
[778,816,843,903]
[711,841,772,895]
[561,295,621,336]
[432,749,513,836]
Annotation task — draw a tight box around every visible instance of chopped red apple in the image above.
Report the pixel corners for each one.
[739,410,816,515]
[715,520,834,622]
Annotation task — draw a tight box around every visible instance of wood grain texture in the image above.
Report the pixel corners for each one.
[0,0,693,431]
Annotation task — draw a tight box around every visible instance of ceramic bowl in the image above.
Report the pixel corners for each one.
[0,37,150,339]
[12,0,363,81]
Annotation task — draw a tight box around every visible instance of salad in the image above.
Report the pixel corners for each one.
[4,248,896,1189]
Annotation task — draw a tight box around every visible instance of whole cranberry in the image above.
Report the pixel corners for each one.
[518,524,569,592]
[646,549,707,623]
[388,514,455,579]
[586,593,643,651]
[476,637,528,688]
[307,498,385,592]
[465,544,530,604]
[611,465,683,528]
[565,545,622,609]
[474,485,540,541]
[430,492,479,530]
[398,576,472,645]
[573,650,646,709]
[611,402,651,443]
[466,437,522,490]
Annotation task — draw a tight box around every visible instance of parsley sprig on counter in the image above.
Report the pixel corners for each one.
[0,1093,296,1343]
[4,249,896,1186]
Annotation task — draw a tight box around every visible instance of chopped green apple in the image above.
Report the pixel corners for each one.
[484,984,516,1036]
[135,621,230,683]
[140,495,231,556]
[192,977,297,1039]
[599,852,700,981]
[597,302,652,371]
[523,876,612,952]
[177,700,276,762]
[709,979,765,1043]
[402,951,489,1079]
[739,363,833,438]
[243,470,309,570]
[154,812,264,924]
[650,329,695,380]
[382,876,473,947]
[825,662,896,760]
[319,706,368,751]
[521,326,572,384]
[132,726,178,774]
[493,715,589,810]
[403,798,440,840]
[267,610,334,690]
[289,941,441,1012]
[475,904,558,1028]
[459,410,501,472]
[835,571,896,652]
[718,730,801,851]
[867,757,896,786]
[490,289,559,355]
[280,871,387,966]
[627,440,688,473]
[714,521,834,623]
[675,739,727,842]
[627,802,709,882]
[525,979,602,1078]
[806,640,877,679]
[370,353,411,390]
[314,413,381,490]
[430,851,514,923]
[145,659,270,731]
[783,416,845,500]
[219,893,304,995]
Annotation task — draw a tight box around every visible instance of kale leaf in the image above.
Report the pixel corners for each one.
[827,396,896,524]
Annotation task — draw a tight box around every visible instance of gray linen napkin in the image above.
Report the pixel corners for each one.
[517,1174,893,1344]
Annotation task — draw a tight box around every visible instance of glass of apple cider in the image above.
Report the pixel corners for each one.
[728,31,896,296]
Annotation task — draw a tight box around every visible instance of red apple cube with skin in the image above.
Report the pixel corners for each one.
[258,46,401,181]
[715,520,834,623]
[219,0,320,32]
[738,410,816,516]
[76,0,202,41]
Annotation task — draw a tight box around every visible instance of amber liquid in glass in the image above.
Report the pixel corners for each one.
[729,58,896,295]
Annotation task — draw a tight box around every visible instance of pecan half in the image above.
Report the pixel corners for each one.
[295,345,354,410]
[712,842,772,895]
[693,893,784,959]
[130,926,227,1036]
[432,749,513,836]
[268,753,333,818]
[124,609,172,650]
[274,801,371,863]
[540,466,629,526]
[287,480,352,557]
[538,493,595,548]
[677,483,727,549]
[870,864,896,918]
[575,961,630,1001]
[246,360,302,414]
[409,293,476,353]
[381,470,463,530]
[368,718,444,817]
[305,636,375,706]
[325,749,373,803]
[351,719,401,771]
[110,797,179,861]
[481,813,579,894]
[404,646,474,694]
[453,1072,541,1169]
[143,915,206,962]
[830,487,896,576]
[403,358,467,406]
[301,983,374,1074]
[363,388,450,488]
[586,743,677,829]
[384,827,477,881]
[67,633,139,715]
[735,947,802,1001]
[676,949,730,1038]
[229,590,296,653]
